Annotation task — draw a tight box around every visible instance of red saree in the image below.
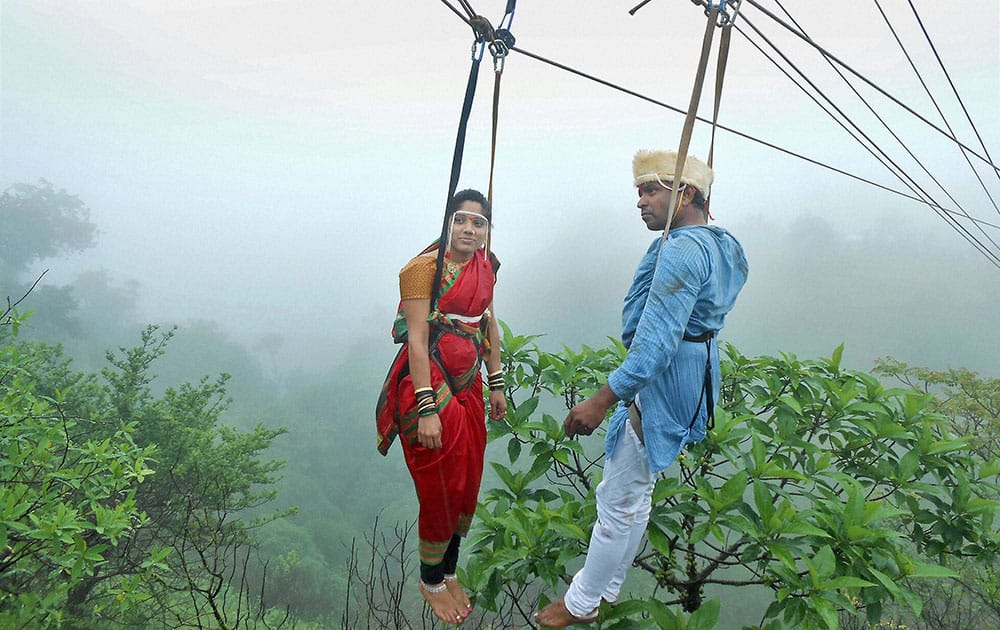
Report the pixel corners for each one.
[375,247,498,566]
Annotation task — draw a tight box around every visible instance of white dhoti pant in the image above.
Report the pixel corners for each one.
[563,420,655,617]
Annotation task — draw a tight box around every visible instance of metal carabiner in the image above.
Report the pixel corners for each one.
[718,0,743,27]
[497,1,516,33]
[471,37,486,62]
[489,41,508,73]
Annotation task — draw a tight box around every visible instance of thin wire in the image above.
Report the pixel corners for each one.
[508,45,1000,233]
[628,0,656,16]
[902,0,1000,202]
[767,1,1000,257]
[864,0,1000,248]
[432,3,1000,258]
[456,0,477,20]
[737,13,1000,267]
[438,0,472,24]
[738,22,914,198]
[742,0,998,173]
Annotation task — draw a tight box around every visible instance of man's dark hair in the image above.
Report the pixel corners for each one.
[692,189,707,211]
[448,189,492,222]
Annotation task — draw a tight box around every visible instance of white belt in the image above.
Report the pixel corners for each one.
[445,313,482,323]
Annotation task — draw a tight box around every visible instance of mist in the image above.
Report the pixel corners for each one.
[4,1,996,380]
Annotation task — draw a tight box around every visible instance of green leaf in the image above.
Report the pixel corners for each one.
[812,545,835,580]
[687,598,720,630]
[905,561,960,579]
[646,524,673,556]
[779,520,831,538]
[751,435,766,473]
[926,438,969,455]
[720,470,749,505]
[753,481,775,525]
[810,595,839,630]
[825,576,876,590]
[549,520,588,542]
[867,567,900,597]
[507,437,522,463]
[896,448,920,481]
[829,344,844,371]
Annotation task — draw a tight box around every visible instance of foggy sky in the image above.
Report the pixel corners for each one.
[2,0,998,376]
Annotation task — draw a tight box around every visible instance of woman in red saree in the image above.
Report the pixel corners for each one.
[376,189,507,624]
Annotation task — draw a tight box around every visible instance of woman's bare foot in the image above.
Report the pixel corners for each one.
[420,581,467,625]
[444,574,473,612]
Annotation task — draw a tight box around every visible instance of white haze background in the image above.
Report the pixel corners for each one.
[2,0,998,376]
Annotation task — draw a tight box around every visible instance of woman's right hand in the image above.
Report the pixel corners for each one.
[417,413,443,449]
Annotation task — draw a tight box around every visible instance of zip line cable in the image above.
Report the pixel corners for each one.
[667,0,999,264]
[737,10,1000,266]
[431,0,1000,262]
[736,22,919,200]
[438,0,472,23]
[856,0,1000,229]
[773,0,977,216]
[900,0,1000,208]
[818,0,1000,253]
[505,44,999,232]
[872,0,999,217]
[456,0,477,20]
[742,0,998,174]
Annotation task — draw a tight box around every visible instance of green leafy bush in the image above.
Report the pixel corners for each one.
[467,326,999,629]
[0,316,154,627]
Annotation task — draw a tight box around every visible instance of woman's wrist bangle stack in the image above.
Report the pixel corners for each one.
[414,387,436,417]
[487,370,504,392]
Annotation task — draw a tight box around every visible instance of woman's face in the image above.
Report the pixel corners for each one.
[448,200,489,260]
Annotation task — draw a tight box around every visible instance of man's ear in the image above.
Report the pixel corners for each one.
[683,185,697,204]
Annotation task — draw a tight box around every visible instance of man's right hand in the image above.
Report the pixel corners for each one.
[564,398,606,437]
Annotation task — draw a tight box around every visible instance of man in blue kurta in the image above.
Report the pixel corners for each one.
[536,150,749,627]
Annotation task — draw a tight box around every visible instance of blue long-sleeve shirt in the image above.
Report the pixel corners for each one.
[605,225,749,472]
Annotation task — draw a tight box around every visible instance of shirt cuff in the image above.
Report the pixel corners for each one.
[607,369,638,403]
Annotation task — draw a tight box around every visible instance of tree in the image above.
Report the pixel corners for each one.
[2,320,291,627]
[74,325,292,628]
[1,180,98,344]
[0,180,97,280]
[463,324,999,629]
[0,314,155,627]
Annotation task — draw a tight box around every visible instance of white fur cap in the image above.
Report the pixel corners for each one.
[632,150,714,198]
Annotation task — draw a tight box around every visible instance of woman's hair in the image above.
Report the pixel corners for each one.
[447,189,492,222]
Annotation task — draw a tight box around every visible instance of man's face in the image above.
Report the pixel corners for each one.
[636,180,682,231]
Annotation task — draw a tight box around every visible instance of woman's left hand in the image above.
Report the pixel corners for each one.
[488,390,507,421]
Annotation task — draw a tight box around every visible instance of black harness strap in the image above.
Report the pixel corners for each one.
[626,331,718,434]
[683,331,716,431]
[429,43,484,314]
[430,2,516,311]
